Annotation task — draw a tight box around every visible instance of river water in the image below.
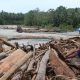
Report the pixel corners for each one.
[10,39,50,47]
[0,29,50,46]
[0,29,79,46]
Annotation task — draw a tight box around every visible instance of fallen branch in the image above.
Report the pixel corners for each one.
[35,49,50,80]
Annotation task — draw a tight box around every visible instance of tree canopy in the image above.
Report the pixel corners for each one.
[0,6,80,30]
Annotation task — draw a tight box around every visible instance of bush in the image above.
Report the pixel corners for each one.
[59,24,74,32]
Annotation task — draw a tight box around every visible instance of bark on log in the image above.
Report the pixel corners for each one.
[35,50,50,80]
[11,59,31,80]
[0,38,16,48]
[0,51,33,80]
[35,60,40,73]
[65,48,78,58]
[71,40,80,47]
[0,52,8,60]
[27,59,35,72]
[0,49,26,74]
[20,59,31,71]
[49,43,66,61]
[49,49,76,79]
[0,41,3,53]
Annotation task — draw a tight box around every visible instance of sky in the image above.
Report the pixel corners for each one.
[0,0,80,13]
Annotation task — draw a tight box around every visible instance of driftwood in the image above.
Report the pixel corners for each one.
[35,50,50,80]
[0,37,79,80]
[0,49,26,74]
[71,40,80,47]
[0,38,16,48]
[27,59,35,72]
[65,48,78,58]
[49,43,66,61]
[20,59,31,71]
[0,52,8,60]
[0,41,3,53]
[0,51,33,80]
[11,59,31,80]
[35,60,40,73]
[32,60,40,80]
[49,49,76,79]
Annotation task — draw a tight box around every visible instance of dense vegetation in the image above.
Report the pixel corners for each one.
[0,11,24,25]
[0,6,80,31]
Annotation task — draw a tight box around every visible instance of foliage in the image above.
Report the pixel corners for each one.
[0,6,80,31]
[0,10,24,25]
[59,24,74,32]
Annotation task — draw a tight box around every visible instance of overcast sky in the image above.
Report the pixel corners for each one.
[0,0,80,13]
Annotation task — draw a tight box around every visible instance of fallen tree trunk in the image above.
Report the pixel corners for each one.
[35,49,50,80]
[49,49,76,79]
[0,51,33,80]
[0,49,26,74]
[49,43,66,61]
[0,38,16,48]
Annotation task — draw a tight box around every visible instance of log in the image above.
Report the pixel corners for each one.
[49,49,76,79]
[27,59,35,72]
[20,59,31,71]
[65,48,78,58]
[0,52,8,60]
[0,51,33,80]
[27,49,47,73]
[11,71,23,80]
[49,43,66,61]
[0,41,3,53]
[35,49,47,59]
[11,59,31,80]
[0,49,26,74]
[0,38,16,48]
[35,60,40,73]
[71,40,80,47]
[35,49,50,80]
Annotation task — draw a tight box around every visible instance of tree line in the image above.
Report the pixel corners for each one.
[0,6,80,30]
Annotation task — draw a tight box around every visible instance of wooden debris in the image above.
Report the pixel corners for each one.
[0,38,16,49]
[0,52,8,60]
[11,59,31,80]
[0,49,26,74]
[0,41,3,53]
[35,50,50,80]
[0,37,79,80]
[0,51,33,80]
[49,49,76,79]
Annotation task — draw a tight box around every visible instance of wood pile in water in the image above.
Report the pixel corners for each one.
[0,37,80,80]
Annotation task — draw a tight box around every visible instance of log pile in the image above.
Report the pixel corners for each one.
[0,37,80,80]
